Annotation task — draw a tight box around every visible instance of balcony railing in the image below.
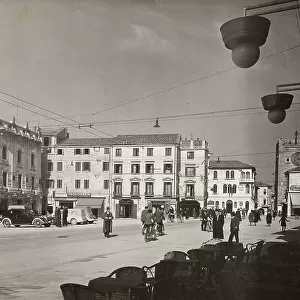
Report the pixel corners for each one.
[113,192,122,197]
[185,193,195,198]
[163,192,172,197]
[145,192,154,197]
[240,178,255,183]
[130,192,140,197]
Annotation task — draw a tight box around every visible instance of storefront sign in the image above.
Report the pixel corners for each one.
[67,192,92,198]
[290,185,300,191]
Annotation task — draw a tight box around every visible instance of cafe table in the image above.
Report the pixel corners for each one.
[88,277,145,294]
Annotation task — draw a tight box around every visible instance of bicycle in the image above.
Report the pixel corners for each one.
[206,220,213,232]
[167,213,175,223]
[144,224,156,242]
[177,214,184,223]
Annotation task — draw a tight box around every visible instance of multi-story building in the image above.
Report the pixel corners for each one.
[207,159,256,213]
[284,166,300,216]
[111,134,181,219]
[0,117,42,214]
[255,181,272,212]
[179,138,209,215]
[274,130,300,215]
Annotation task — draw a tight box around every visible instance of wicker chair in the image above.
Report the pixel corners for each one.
[107,266,147,281]
[245,240,264,264]
[60,283,106,300]
[142,260,178,281]
[151,277,189,300]
[212,272,251,300]
[164,251,189,261]
[187,249,210,264]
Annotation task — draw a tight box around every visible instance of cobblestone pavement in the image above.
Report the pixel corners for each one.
[0,215,299,300]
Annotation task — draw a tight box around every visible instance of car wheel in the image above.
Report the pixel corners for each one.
[2,218,11,227]
[44,224,51,227]
[33,219,42,228]
[70,218,77,225]
[15,225,21,227]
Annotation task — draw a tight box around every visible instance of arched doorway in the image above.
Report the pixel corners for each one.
[245,201,249,212]
[226,200,233,213]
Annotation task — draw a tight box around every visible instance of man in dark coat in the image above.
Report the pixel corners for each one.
[55,206,62,227]
[141,206,148,225]
[213,210,224,239]
[62,206,68,226]
[102,206,114,238]
[236,209,242,222]
[228,212,240,243]
[154,207,165,234]
[201,210,208,231]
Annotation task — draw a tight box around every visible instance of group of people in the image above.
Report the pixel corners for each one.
[141,206,166,237]
[54,206,68,227]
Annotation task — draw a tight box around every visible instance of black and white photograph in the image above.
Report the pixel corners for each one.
[0,0,300,299]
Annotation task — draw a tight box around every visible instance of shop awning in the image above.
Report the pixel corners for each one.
[75,198,105,208]
[55,197,77,202]
[290,194,300,208]
[179,200,200,206]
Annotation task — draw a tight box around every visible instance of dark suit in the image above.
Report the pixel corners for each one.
[213,214,224,239]
[228,216,240,243]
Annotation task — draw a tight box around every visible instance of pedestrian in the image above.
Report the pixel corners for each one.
[63,206,68,226]
[201,210,208,231]
[266,210,272,226]
[55,206,62,227]
[236,209,242,222]
[102,206,114,238]
[248,210,255,226]
[213,209,224,239]
[273,210,276,220]
[279,214,289,232]
[153,206,165,234]
[254,210,259,224]
[228,212,240,243]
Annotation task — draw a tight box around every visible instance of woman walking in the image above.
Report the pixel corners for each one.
[102,207,114,238]
[279,214,289,232]
[266,210,272,226]
[213,210,224,239]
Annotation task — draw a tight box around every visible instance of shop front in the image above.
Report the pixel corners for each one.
[115,199,137,218]
[288,193,300,216]
[146,198,176,213]
[75,197,105,218]
[179,199,200,218]
[54,197,77,209]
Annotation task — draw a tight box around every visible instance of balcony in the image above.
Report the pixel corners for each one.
[130,192,140,197]
[163,192,172,197]
[145,192,154,197]
[240,178,255,183]
[185,193,195,199]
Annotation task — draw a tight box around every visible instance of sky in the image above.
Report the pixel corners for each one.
[0,0,299,185]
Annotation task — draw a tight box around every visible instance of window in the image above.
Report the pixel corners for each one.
[57,162,63,172]
[233,184,237,193]
[104,180,109,189]
[43,137,50,146]
[231,170,234,179]
[57,149,63,155]
[164,164,173,174]
[185,167,196,177]
[2,172,7,187]
[114,182,122,195]
[18,150,22,164]
[75,162,81,171]
[2,145,7,160]
[222,202,225,208]
[226,170,230,179]
[213,171,218,179]
[234,202,237,208]
[116,149,122,156]
[103,162,109,171]
[145,164,154,174]
[223,184,227,193]
[104,148,110,154]
[82,162,91,172]
[46,179,54,189]
[74,149,81,155]
[228,184,232,194]
[263,199,267,205]
[47,161,53,172]
[133,148,139,156]
[213,184,217,194]
[147,148,153,156]
[216,201,220,206]
[18,174,22,189]
[31,177,35,190]
[57,179,63,189]
[241,172,245,179]
[31,153,35,167]
[84,179,89,189]
[186,184,195,197]
[114,164,123,174]
[131,182,140,196]
[145,182,154,195]
[131,164,140,174]
[163,182,172,196]
[285,157,290,163]
[84,148,90,155]
[187,151,194,159]
[165,148,172,156]
[245,184,250,193]
[263,189,267,195]
[75,180,81,189]
[246,172,250,179]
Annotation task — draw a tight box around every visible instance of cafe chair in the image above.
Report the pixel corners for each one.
[142,260,178,282]
[212,272,251,300]
[60,283,105,300]
[164,251,189,261]
[107,266,147,281]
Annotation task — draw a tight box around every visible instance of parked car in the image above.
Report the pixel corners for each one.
[67,208,88,225]
[79,206,98,224]
[0,205,52,228]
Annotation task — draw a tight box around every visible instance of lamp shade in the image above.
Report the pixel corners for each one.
[261,93,293,111]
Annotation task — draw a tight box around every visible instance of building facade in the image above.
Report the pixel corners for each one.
[255,181,272,212]
[274,131,300,215]
[284,167,300,216]
[207,159,256,213]
[0,118,42,215]
[179,138,209,215]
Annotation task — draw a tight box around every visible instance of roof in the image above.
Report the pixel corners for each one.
[58,134,180,147]
[59,138,114,147]
[285,166,300,174]
[255,181,272,188]
[112,134,180,145]
[209,160,256,170]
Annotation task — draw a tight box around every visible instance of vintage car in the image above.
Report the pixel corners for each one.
[0,205,52,228]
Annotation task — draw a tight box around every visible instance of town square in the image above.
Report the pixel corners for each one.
[0,0,300,299]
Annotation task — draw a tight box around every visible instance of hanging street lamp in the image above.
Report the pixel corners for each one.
[220,0,300,68]
[153,118,160,128]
